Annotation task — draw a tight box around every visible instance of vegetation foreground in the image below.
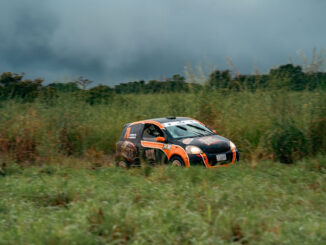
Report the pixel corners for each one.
[0,89,325,164]
[1,159,326,244]
[0,81,326,244]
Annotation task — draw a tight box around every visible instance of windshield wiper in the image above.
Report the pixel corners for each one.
[187,124,206,131]
[187,124,213,136]
[176,125,188,131]
[174,125,209,138]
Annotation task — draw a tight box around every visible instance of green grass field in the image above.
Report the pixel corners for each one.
[1,158,326,244]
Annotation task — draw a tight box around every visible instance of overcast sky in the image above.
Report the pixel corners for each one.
[0,0,325,85]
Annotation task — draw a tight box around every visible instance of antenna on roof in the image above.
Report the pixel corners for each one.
[166,116,176,119]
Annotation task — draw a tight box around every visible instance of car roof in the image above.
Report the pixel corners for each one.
[149,117,192,123]
[125,117,195,128]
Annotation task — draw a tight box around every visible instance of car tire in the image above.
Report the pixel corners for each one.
[169,155,185,167]
[116,160,129,168]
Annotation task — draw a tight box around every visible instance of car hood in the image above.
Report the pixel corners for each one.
[179,135,231,154]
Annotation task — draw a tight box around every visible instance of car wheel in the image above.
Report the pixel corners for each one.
[116,160,128,168]
[169,156,185,167]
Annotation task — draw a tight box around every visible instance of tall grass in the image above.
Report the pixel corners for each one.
[0,89,325,164]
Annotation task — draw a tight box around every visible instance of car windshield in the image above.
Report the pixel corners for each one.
[163,120,214,139]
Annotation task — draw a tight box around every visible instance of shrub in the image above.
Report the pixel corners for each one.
[59,122,90,156]
[310,117,326,154]
[270,122,308,163]
[0,115,40,163]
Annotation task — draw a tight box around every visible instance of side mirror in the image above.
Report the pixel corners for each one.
[156,136,165,142]
[212,130,217,134]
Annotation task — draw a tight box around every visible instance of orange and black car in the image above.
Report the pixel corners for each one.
[116,117,239,168]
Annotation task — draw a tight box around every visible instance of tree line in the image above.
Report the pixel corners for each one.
[1,64,326,104]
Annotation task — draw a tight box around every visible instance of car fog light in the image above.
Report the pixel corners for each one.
[186,145,203,154]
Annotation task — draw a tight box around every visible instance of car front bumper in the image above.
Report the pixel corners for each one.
[188,149,239,168]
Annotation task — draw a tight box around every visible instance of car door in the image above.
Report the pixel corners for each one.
[140,123,167,164]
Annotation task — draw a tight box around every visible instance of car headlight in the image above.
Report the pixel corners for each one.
[185,145,203,154]
[229,141,236,150]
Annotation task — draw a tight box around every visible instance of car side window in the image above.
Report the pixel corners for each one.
[142,124,164,141]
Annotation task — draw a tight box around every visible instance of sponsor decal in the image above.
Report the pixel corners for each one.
[163,144,172,150]
[182,138,193,144]
[162,120,198,127]
[197,136,219,145]
[121,141,137,162]
[129,133,137,139]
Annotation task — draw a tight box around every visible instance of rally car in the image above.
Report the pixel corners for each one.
[116,117,239,168]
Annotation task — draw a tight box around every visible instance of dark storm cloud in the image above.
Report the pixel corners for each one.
[0,0,59,79]
[0,0,325,84]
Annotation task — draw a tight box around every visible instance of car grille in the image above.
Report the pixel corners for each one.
[204,141,230,154]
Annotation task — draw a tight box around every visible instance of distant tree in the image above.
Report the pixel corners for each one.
[86,84,114,105]
[269,64,305,90]
[145,80,161,93]
[47,82,80,92]
[0,72,24,87]
[234,74,269,91]
[168,74,188,92]
[114,74,193,94]
[75,76,93,90]
[40,86,58,104]
[11,78,43,100]
[114,80,146,94]
[207,70,232,90]
[0,72,43,101]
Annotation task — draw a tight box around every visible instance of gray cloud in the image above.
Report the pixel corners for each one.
[0,0,325,85]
